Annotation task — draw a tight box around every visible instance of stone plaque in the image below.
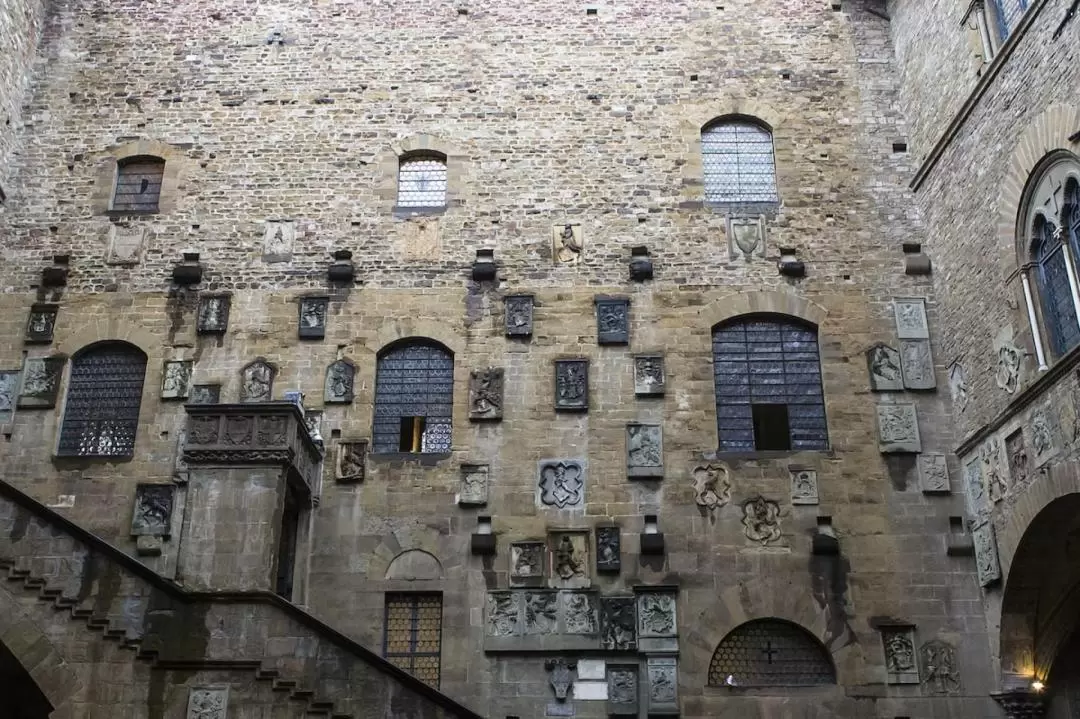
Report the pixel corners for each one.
[505,295,534,337]
[197,295,230,335]
[1005,428,1028,486]
[637,592,676,638]
[963,457,988,517]
[948,362,968,412]
[877,403,921,453]
[646,657,678,714]
[25,304,58,344]
[727,215,766,261]
[607,666,639,715]
[298,296,328,339]
[894,298,929,339]
[555,359,588,411]
[189,384,220,405]
[982,437,1007,504]
[131,484,175,537]
[562,591,599,634]
[0,370,20,423]
[240,360,275,402]
[742,496,782,545]
[486,591,521,637]
[553,223,583,264]
[107,223,146,265]
[262,220,295,262]
[161,360,192,400]
[510,541,547,585]
[882,627,920,684]
[626,423,662,478]
[995,337,1023,394]
[973,520,1002,587]
[693,463,732,511]
[187,687,228,719]
[336,440,367,482]
[538,459,585,509]
[18,357,64,408]
[403,219,441,260]
[525,592,559,635]
[324,359,355,404]
[595,297,630,345]
[550,532,589,588]
[920,640,961,695]
[469,367,504,421]
[545,702,575,717]
[918,454,950,494]
[546,658,577,699]
[305,411,324,445]
[790,468,819,505]
[595,526,620,573]
[459,463,489,506]
[600,596,637,650]
[1029,405,1057,467]
[900,339,935,390]
[866,343,902,391]
[634,354,665,396]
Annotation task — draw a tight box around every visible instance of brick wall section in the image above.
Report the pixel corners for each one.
[0,0,45,192]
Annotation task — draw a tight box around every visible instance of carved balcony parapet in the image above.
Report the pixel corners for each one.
[183,402,322,495]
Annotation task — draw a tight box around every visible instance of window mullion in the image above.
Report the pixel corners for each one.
[1020,269,1050,370]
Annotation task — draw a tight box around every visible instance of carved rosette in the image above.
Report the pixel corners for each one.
[538,459,585,509]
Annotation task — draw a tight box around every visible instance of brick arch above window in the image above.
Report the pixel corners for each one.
[91,138,186,216]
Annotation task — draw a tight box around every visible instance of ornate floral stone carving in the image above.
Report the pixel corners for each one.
[552,223,583,264]
[240,360,275,402]
[524,591,558,635]
[131,484,175,536]
[866,343,903,391]
[25,304,58,344]
[162,360,192,400]
[920,639,961,694]
[297,296,328,339]
[692,462,732,511]
[882,627,919,684]
[336,441,367,482]
[948,362,968,412]
[636,592,676,638]
[973,520,1002,587]
[550,533,588,587]
[197,295,230,334]
[324,360,355,404]
[18,357,65,408]
[505,295,534,337]
[995,341,1023,394]
[608,667,638,708]
[647,657,678,710]
[510,541,546,584]
[790,468,819,505]
[1005,429,1028,486]
[634,354,665,396]
[627,423,662,477]
[187,687,228,719]
[546,658,577,700]
[595,297,630,345]
[554,359,588,411]
[486,592,521,637]
[538,459,585,509]
[596,526,620,573]
[918,454,950,494]
[877,403,921,453]
[458,463,489,506]
[742,496,782,545]
[900,339,935,390]
[563,591,599,634]
[601,596,637,650]
[893,298,929,339]
[469,367,504,421]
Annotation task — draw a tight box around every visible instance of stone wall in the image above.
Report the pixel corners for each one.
[0,0,45,193]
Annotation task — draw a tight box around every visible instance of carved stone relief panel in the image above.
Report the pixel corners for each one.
[107,223,147,265]
[948,362,968,412]
[626,423,662,478]
[600,596,637,650]
[324,360,355,404]
[1029,405,1057,467]
[538,459,585,509]
[131,484,175,537]
[552,223,583,265]
[596,526,620,573]
[554,359,588,411]
[469,367,504,421]
[900,339,935,390]
[18,357,65,408]
[458,463,489,506]
[197,295,230,334]
[510,541,547,585]
[262,219,296,262]
[877,403,921,453]
[994,335,1024,395]
[161,360,192,400]
[881,627,920,684]
[486,591,521,637]
[920,639,961,695]
[742,496,782,545]
[595,297,630,345]
[187,687,228,719]
[298,296,329,339]
[0,369,19,422]
[505,295,534,337]
[917,454,950,494]
[866,343,903,391]
[973,520,1002,587]
[336,440,367,482]
[549,532,589,588]
[727,215,766,261]
[981,437,1008,504]
[963,457,989,517]
[693,463,732,512]
[1005,428,1028,486]
[402,219,441,260]
[893,298,929,339]
[636,592,676,638]
[304,411,323,445]
[25,304,58,344]
[790,468,819,505]
[646,657,678,714]
[189,384,220,405]
[634,354,665,396]
[240,360,275,402]
[562,591,599,634]
[607,666,639,715]
[546,658,577,700]
[525,591,559,635]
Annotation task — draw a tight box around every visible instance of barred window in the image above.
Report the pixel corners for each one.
[372,340,454,454]
[384,593,442,688]
[989,0,1030,42]
[112,156,165,213]
[708,619,836,688]
[702,118,778,207]
[713,316,828,452]
[1033,216,1080,357]
[58,342,147,458]
[397,154,448,209]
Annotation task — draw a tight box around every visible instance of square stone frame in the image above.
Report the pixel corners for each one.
[90,139,186,216]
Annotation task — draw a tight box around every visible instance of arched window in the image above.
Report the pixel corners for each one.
[112,156,165,213]
[58,342,147,458]
[713,315,827,452]
[701,118,778,208]
[708,619,836,687]
[396,153,448,209]
[373,340,453,454]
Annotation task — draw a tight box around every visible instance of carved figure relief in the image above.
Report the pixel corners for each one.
[596,297,630,345]
[546,658,577,700]
[634,355,665,396]
[18,357,64,408]
[525,592,558,635]
[189,384,220,405]
[742,496,782,545]
[608,667,638,706]
[25,304,58,344]
[647,657,678,707]
[553,223,583,265]
[336,441,367,482]
[948,362,968,412]
[538,459,585,509]
[1005,429,1028,486]
[297,296,328,339]
[866,343,903,391]
[627,424,662,477]
[197,295,230,334]
[486,592,520,636]
[995,341,1023,394]
[0,370,19,422]
[893,298,929,339]
[601,597,637,650]
[877,403,921,453]
[240,360,275,402]
[469,367,504,421]
[550,533,588,586]
[510,541,546,583]
[324,360,355,404]
[900,339,935,390]
[596,526,620,573]
[263,220,296,262]
[727,215,766,261]
[131,484,175,536]
[563,591,599,634]
[161,360,192,400]
[882,628,920,683]
[304,411,324,445]
[636,592,676,637]
[920,640,961,694]
[963,458,988,517]
[187,687,228,719]
[790,468,819,505]
[458,463,489,506]
[973,520,1002,586]
[981,438,1008,504]
[1030,407,1055,464]
[505,295,534,337]
[692,463,732,511]
[555,359,588,411]
[918,454,950,494]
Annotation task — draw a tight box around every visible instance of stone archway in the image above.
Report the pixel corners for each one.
[0,638,53,718]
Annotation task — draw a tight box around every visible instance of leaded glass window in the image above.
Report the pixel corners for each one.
[372,340,454,454]
[989,0,1029,42]
[112,156,165,213]
[58,342,147,458]
[1034,217,1080,357]
[713,316,828,452]
[702,119,779,207]
[384,593,442,688]
[708,619,836,687]
[397,154,448,208]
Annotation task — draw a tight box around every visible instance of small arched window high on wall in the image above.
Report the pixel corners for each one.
[58,342,148,458]
[701,117,778,209]
[712,315,828,452]
[708,619,836,687]
[372,340,454,454]
[396,153,448,210]
[112,156,165,213]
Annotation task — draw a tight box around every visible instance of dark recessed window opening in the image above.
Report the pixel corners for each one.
[751,404,791,450]
[399,416,426,453]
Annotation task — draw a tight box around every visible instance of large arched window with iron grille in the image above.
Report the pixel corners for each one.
[701,117,778,209]
[372,340,454,454]
[708,619,836,687]
[112,156,165,213]
[712,315,828,452]
[58,342,147,457]
[396,153,448,209]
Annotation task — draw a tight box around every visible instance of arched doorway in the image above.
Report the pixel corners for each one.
[0,639,52,718]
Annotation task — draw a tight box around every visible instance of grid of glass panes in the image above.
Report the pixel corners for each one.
[58,343,147,457]
[712,318,828,451]
[1034,219,1080,357]
[707,619,836,687]
[397,156,448,208]
[990,0,1030,41]
[372,342,454,453]
[112,157,165,212]
[702,122,778,204]
[384,594,442,688]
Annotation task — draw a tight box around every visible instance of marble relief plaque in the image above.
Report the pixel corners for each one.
[636,592,676,638]
[189,384,220,405]
[469,367,504,421]
[240,360,275,402]
[626,423,662,478]
[894,298,929,339]
[1029,406,1057,466]
[918,454,950,494]
[298,296,328,339]
[505,295,534,337]
[25,304,58,344]
[510,541,547,585]
[550,532,589,588]
[607,666,638,715]
[646,657,678,714]
[595,297,630,345]
[107,223,146,265]
[595,526,620,573]
[634,354,665,396]
[263,220,295,262]
[1005,428,1028,486]
[790,468,819,505]
[336,441,367,482]
[900,339,935,390]
[525,592,559,635]
[197,295,230,334]
[877,403,921,453]
[187,687,228,719]
[486,591,522,637]
[131,484,175,537]
[973,520,1002,587]
[920,640,962,695]
[882,627,920,684]
[555,359,588,411]
[0,370,20,422]
[963,457,989,517]
[324,360,355,404]
[553,224,583,264]
[600,596,637,651]
[538,459,585,509]
[866,343,903,391]
[459,463,489,506]
[562,591,599,634]
[18,357,65,408]
[161,360,192,400]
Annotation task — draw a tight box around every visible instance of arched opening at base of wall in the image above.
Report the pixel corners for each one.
[0,639,53,719]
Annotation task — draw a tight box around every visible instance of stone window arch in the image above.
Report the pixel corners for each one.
[372,339,454,454]
[111,155,165,213]
[707,618,836,688]
[712,314,827,452]
[396,152,448,210]
[701,116,779,211]
[58,341,147,458]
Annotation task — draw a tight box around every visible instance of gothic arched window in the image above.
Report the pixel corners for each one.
[396,153,448,209]
[712,315,827,452]
[701,117,779,208]
[58,342,148,457]
[112,156,165,213]
[372,340,454,454]
[707,619,836,688]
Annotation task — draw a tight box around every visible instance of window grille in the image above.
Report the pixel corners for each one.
[708,619,836,687]
[112,156,165,213]
[397,155,448,208]
[372,341,454,453]
[989,0,1029,41]
[384,593,442,688]
[58,342,147,457]
[1034,218,1080,357]
[702,120,778,206]
[712,316,828,452]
